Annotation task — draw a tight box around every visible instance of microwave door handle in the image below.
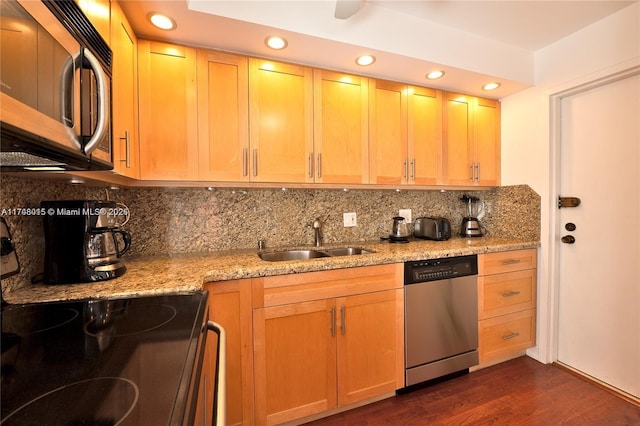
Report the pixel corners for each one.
[60,51,83,149]
[81,49,109,155]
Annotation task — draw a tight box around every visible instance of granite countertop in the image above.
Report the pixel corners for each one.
[4,237,539,304]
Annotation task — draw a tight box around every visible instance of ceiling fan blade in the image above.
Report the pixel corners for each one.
[335,0,361,19]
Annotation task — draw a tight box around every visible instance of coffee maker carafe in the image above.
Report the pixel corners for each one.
[460,195,484,237]
[41,200,131,284]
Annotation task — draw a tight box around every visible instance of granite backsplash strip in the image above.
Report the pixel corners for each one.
[1,175,540,293]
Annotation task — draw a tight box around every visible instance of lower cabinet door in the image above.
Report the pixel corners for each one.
[337,290,401,405]
[253,299,337,425]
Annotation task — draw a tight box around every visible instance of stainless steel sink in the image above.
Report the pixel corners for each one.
[322,247,374,257]
[258,249,329,262]
[258,247,374,262]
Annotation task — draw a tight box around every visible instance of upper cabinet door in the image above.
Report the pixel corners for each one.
[313,70,369,184]
[369,80,407,185]
[408,86,442,185]
[197,50,249,181]
[249,59,313,183]
[110,1,139,178]
[474,97,501,186]
[442,92,474,186]
[442,92,501,186]
[138,40,198,180]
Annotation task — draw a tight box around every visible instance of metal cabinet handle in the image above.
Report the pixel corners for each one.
[330,307,335,337]
[470,163,475,181]
[242,148,248,177]
[502,291,521,298]
[309,153,314,179]
[411,159,415,181]
[502,332,520,341]
[317,153,322,179]
[340,305,346,336]
[119,131,130,168]
[253,149,258,177]
[476,162,481,182]
[502,259,521,265]
[404,159,409,181]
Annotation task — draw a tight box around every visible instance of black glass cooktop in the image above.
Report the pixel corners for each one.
[1,292,207,425]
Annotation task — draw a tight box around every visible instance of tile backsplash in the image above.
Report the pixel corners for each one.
[1,175,539,293]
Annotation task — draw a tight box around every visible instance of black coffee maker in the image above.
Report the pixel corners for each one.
[41,200,131,284]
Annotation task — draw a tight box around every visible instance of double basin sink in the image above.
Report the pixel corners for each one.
[259,247,374,262]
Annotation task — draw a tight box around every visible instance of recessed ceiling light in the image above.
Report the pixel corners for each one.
[356,55,376,66]
[483,82,501,91]
[265,36,288,50]
[426,70,445,80]
[148,13,176,30]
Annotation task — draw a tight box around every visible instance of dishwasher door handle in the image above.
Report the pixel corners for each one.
[206,321,226,426]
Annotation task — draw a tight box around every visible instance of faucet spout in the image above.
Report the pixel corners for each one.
[312,218,322,247]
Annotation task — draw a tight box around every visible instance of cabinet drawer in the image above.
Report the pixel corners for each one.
[478,249,536,275]
[478,269,536,319]
[479,309,536,364]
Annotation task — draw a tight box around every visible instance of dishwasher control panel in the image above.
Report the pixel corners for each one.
[404,254,477,284]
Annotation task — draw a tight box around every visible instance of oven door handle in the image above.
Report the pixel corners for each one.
[81,48,109,156]
[206,321,226,426]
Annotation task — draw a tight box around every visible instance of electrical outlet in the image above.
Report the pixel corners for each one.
[399,208,412,223]
[343,212,357,227]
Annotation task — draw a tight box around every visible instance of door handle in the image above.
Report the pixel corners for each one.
[561,235,576,244]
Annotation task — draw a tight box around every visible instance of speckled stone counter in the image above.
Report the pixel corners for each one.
[4,237,539,304]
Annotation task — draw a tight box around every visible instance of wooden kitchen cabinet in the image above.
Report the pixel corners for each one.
[248,58,313,183]
[477,249,537,367]
[313,70,369,184]
[252,264,404,425]
[442,92,500,186]
[110,1,139,178]
[138,40,198,180]
[197,50,249,181]
[205,279,254,426]
[369,80,443,185]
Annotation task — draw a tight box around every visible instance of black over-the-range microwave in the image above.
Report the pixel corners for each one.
[0,0,113,171]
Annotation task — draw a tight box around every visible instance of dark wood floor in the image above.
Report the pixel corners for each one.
[306,357,640,425]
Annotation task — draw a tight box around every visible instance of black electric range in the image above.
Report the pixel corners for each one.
[1,292,208,425]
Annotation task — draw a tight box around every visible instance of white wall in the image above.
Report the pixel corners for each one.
[500,2,640,363]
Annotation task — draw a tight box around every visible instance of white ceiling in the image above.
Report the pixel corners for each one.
[119,0,636,98]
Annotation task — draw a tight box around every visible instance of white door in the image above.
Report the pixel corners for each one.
[557,72,640,399]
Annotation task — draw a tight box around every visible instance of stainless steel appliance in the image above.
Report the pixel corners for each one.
[413,217,451,241]
[0,0,113,171]
[41,200,130,284]
[0,218,20,279]
[404,255,478,386]
[460,195,485,237]
[1,292,221,425]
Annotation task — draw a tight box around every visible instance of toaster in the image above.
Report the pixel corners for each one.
[413,217,451,241]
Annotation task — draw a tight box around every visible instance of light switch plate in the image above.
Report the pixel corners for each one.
[343,212,357,227]
[399,209,412,223]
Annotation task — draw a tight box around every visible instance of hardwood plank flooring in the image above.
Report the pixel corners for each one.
[305,356,640,425]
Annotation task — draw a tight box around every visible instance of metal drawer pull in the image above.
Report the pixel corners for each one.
[253,149,258,176]
[242,148,248,176]
[118,131,131,168]
[501,259,521,265]
[502,291,521,297]
[340,305,346,336]
[330,307,335,337]
[502,332,520,341]
[309,153,314,178]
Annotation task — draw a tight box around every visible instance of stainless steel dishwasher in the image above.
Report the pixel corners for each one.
[404,254,479,387]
